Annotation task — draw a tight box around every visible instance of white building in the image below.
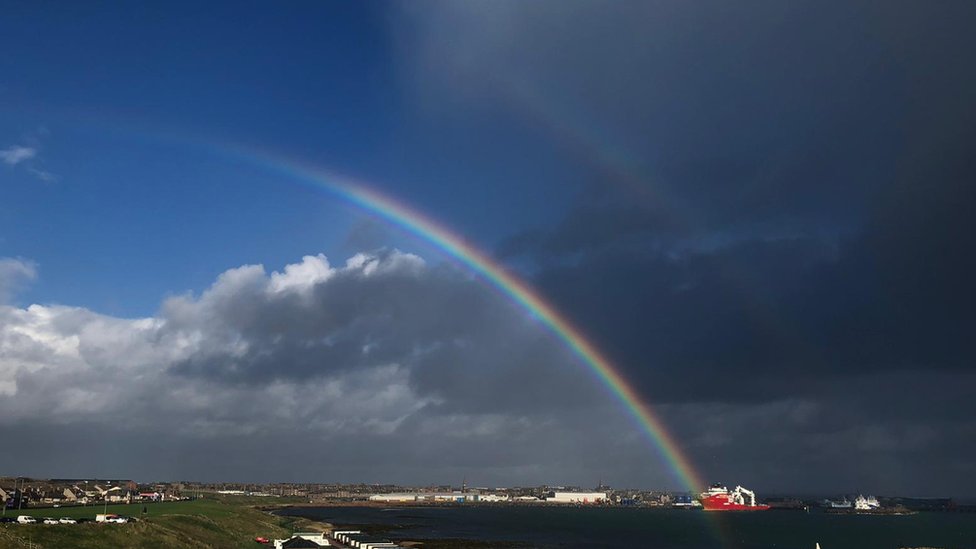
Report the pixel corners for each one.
[273,532,329,548]
[545,491,608,504]
[368,493,419,502]
[368,491,483,503]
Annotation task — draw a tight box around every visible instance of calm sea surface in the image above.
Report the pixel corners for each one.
[278,506,976,549]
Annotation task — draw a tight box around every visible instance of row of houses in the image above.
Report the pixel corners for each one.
[367,491,510,503]
[269,529,406,547]
[333,530,403,549]
[366,491,609,504]
[0,479,183,508]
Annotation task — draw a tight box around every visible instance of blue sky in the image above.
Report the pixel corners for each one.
[1,2,975,493]
[1,2,575,314]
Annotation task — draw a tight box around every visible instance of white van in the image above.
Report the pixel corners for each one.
[16,515,36,524]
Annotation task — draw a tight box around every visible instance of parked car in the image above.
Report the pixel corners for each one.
[59,517,77,524]
[16,516,36,524]
[0,517,15,523]
[43,518,59,525]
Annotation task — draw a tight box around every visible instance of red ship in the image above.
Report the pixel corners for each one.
[699,483,770,511]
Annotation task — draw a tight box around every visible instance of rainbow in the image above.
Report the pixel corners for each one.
[212,145,706,494]
[57,111,707,493]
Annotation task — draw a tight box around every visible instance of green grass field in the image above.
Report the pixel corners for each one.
[0,497,319,548]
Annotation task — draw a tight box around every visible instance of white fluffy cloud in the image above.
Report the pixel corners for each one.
[0,251,441,427]
[0,250,654,484]
[0,145,37,165]
[1,138,57,180]
[0,258,37,303]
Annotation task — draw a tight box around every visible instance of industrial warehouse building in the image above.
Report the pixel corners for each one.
[367,491,608,504]
[367,491,505,503]
[545,491,608,504]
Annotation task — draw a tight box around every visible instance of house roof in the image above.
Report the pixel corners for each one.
[280,537,323,548]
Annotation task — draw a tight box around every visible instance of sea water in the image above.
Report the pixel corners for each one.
[278,506,976,549]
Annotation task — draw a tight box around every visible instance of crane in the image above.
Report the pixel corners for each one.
[732,486,756,506]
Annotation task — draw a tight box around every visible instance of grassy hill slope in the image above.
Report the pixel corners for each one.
[0,497,314,548]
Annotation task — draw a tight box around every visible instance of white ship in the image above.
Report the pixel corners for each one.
[824,497,852,508]
[853,494,880,511]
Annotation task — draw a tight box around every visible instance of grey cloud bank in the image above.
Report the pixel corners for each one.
[0,251,656,487]
[1,246,973,495]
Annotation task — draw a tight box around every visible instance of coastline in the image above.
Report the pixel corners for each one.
[266,505,526,548]
[269,504,974,549]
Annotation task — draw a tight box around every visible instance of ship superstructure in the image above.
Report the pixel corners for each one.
[699,483,770,511]
[824,497,852,508]
[854,494,880,511]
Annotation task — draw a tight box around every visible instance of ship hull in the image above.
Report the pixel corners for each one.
[700,495,770,511]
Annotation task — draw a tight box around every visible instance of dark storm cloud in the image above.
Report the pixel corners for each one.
[459,0,976,395]
[662,370,976,494]
[399,1,936,231]
[396,1,976,493]
[499,132,976,406]
[502,68,976,404]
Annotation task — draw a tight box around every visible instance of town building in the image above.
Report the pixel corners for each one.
[273,532,329,548]
[545,491,608,504]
